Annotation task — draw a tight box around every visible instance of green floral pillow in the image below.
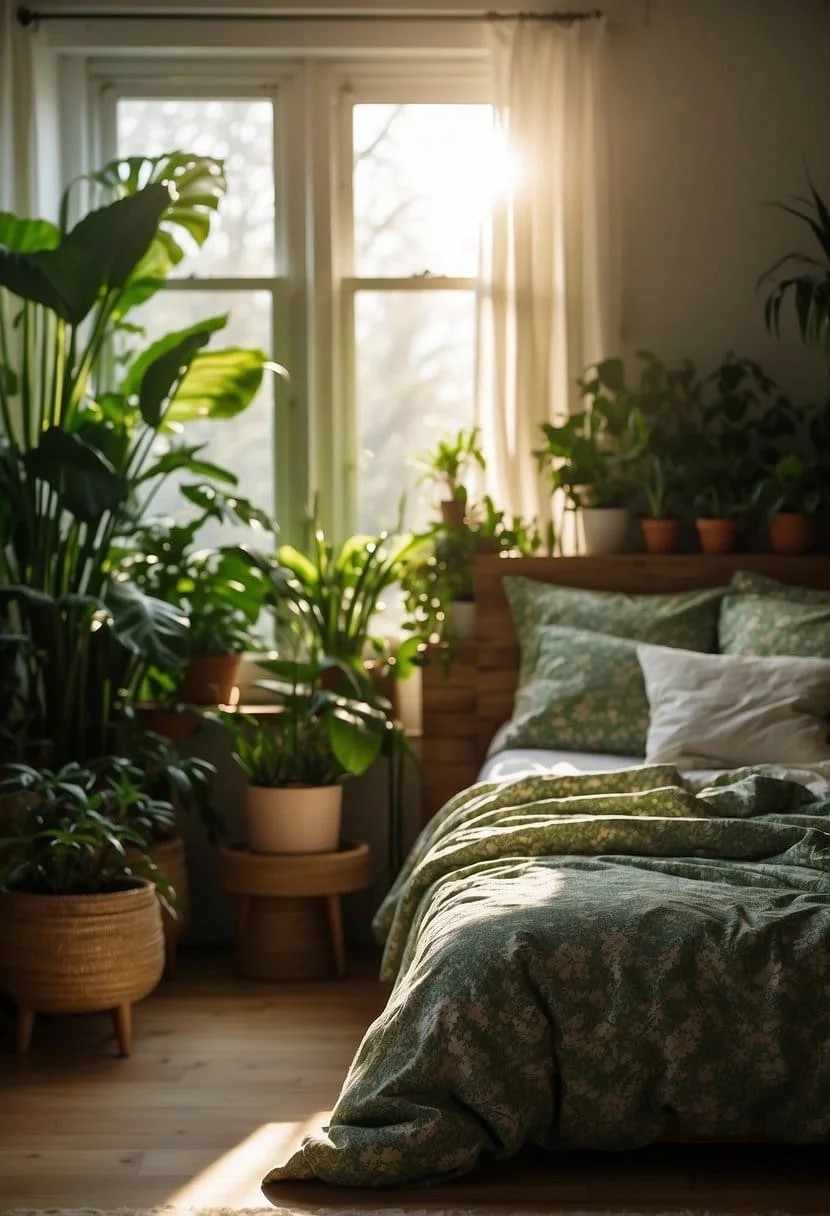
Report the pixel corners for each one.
[720,571,830,658]
[494,625,650,756]
[503,575,724,681]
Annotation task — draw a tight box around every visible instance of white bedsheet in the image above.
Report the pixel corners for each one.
[479,746,830,797]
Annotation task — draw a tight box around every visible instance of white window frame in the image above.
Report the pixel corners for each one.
[81,51,492,540]
[330,65,492,535]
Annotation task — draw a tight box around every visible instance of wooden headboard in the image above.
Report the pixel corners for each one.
[419,553,830,823]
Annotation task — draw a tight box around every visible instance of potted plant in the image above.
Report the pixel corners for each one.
[413,426,486,527]
[0,760,175,1054]
[400,501,545,646]
[216,650,392,855]
[688,353,795,553]
[243,515,423,705]
[0,151,274,767]
[625,352,702,553]
[761,452,823,554]
[118,499,272,713]
[534,358,642,555]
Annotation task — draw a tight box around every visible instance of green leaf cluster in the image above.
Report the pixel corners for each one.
[0,758,178,898]
[216,654,393,788]
[0,152,274,764]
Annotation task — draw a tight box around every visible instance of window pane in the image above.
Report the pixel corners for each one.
[126,290,276,548]
[116,98,275,277]
[353,103,493,277]
[355,290,476,534]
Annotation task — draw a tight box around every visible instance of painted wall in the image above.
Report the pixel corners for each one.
[609,0,830,402]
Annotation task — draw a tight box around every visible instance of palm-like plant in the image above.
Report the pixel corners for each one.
[0,152,276,762]
[758,171,830,357]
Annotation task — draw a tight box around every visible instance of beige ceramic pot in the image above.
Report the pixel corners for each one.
[245,783,343,854]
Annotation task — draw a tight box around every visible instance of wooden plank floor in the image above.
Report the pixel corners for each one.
[0,947,827,1214]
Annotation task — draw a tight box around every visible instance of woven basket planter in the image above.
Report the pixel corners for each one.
[0,878,164,1054]
[125,833,189,976]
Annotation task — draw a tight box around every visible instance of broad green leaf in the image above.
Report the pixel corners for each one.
[122,315,227,427]
[0,212,60,253]
[0,185,169,325]
[23,428,124,523]
[328,709,381,776]
[165,347,266,423]
[105,577,189,671]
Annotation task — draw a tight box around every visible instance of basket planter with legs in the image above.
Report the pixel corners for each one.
[0,878,165,1055]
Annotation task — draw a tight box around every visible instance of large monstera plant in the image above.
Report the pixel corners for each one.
[0,152,271,764]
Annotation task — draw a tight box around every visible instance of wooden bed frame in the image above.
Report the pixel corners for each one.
[420,553,830,824]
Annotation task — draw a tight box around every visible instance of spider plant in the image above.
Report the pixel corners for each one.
[758,170,830,357]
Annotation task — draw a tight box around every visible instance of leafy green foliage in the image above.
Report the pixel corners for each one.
[413,426,486,502]
[244,517,420,677]
[0,152,275,761]
[0,759,176,897]
[216,653,392,788]
[758,170,830,357]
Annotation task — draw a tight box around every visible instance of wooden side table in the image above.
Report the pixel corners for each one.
[218,840,372,980]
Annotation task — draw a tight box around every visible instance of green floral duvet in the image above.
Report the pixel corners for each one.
[263,765,830,1190]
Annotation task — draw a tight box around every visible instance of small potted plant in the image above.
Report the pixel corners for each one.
[0,760,175,1054]
[216,650,392,855]
[243,514,423,705]
[118,498,272,716]
[413,427,486,528]
[762,452,823,554]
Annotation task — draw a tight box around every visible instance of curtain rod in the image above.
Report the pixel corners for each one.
[16,5,602,27]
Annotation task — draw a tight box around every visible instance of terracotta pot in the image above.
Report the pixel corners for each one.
[640,516,682,555]
[439,499,466,529]
[245,783,343,854]
[179,653,242,706]
[695,516,739,555]
[135,703,200,744]
[768,512,817,556]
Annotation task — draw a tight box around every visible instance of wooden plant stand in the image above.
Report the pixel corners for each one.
[218,840,372,980]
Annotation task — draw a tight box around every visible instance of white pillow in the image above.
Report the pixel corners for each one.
[636,643,830,768]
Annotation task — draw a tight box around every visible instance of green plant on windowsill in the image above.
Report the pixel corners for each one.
[413,426,487,524]
[242,514,424,689]
[400,499,547,647]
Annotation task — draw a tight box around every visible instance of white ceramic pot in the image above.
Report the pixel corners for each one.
[245,784,343,854]
[449,600,476,640]
[577,507,630,555]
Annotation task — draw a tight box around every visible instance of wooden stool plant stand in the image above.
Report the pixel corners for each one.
[218,840,372,980]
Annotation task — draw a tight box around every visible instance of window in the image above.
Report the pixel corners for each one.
[93,58,494,541]
[111,93,282,546]
[346,101,494,534]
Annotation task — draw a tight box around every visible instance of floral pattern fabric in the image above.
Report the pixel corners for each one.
[502,576,724,683]
[720,571,830,658]
[492,625,649,755]
[263,765,830,1191]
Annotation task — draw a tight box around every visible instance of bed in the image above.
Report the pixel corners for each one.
[263,554,830,1192]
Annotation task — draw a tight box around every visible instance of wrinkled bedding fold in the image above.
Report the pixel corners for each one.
[264,765,830,1190]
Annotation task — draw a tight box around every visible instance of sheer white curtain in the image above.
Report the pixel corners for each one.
[475,14,618,529]
[0,0,60,217]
